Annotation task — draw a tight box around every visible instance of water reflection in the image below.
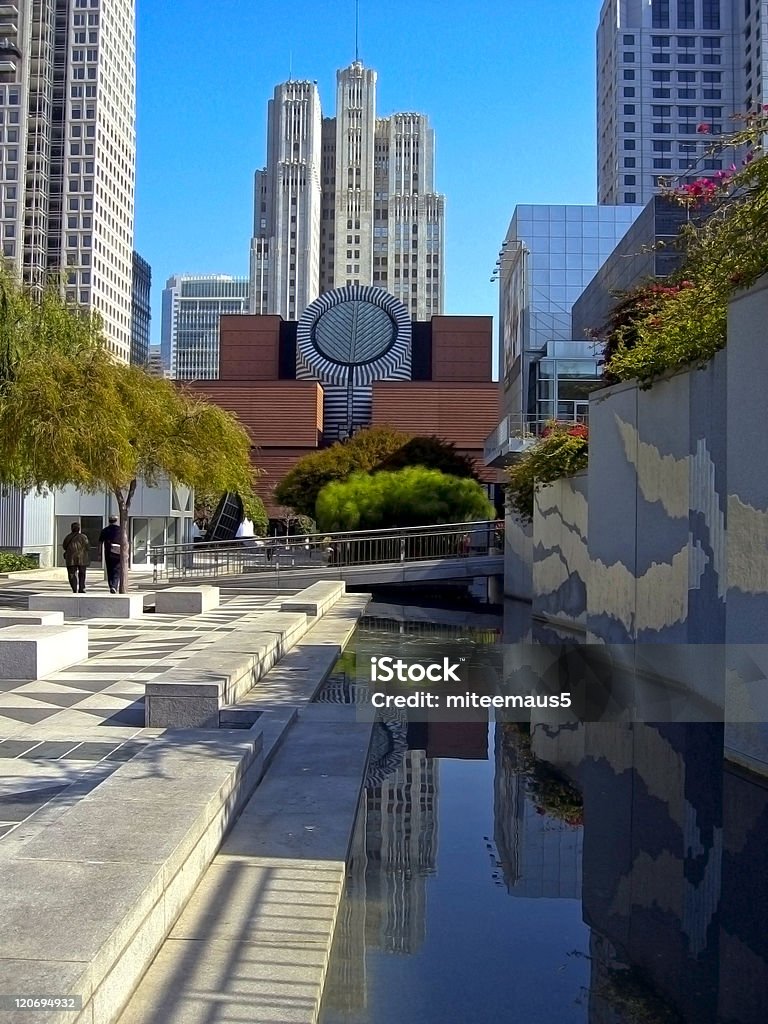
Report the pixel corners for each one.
[321,710,768,1023]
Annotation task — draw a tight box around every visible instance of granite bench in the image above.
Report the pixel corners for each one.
[0,624,88,680]
[28,592,151,620]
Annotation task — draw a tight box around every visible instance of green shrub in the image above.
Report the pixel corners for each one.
[0,551,39,572]
[315,466,495,532]
[506,422,589,524]
[600,111,768,386]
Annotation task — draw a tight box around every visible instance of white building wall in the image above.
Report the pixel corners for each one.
[598,0,742,206]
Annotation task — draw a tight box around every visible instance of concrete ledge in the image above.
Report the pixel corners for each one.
[28,593,151,620]
[280,580,345,617]
[145,612,309,729]
[0,624,88,680]
[0,609,65,627]
[0,728,265,1024]
[154,586,220,616]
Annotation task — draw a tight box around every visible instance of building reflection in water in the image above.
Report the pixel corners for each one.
[322,742,440,1014]
[493,724,583,899]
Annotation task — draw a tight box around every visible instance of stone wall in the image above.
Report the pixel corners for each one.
[532,473,589,630]
[503,274,768,646]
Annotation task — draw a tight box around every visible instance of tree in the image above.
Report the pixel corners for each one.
[0,271,258,590]
[274,425,409,517]
[506,422,589,524]
[315,466,495,532]
[375,434,480,479]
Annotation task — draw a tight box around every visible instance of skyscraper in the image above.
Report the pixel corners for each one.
[161,274,249,380]
[596,0,751,207]
[0,0,136,362]
[249,61,445,322]
[130,250,151,366]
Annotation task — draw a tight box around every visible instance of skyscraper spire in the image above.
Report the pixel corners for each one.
[355,0,360,62]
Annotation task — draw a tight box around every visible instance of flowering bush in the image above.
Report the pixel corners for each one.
[601,109,768,386]
[506,421,589,524]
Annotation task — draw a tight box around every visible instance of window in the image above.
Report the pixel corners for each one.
[624,139,636,150]
[652,0,670,27]
[624,104,636,114]
[623,87,636,97]
[624,69,635,79]
[703,89,721,99]
[703,53,721,63]
[624,174,636,184]
[653,105,672,116]
[624,192,637,203]
[703,71,721,82]
[653,88,672,97]
[703,0,720,30]
[624,121,636,131]
[653,140,672,151]
[678,88,696,98]
[678,105,697,116]
[652,36,670,47]
[678,52,696,63]
[653,52,671,63]
[653,70,671,81]
[623,34,635,44]
[653,158,672,168]
[677,0,694,28]
[623,51,635,61]
[703,106,722,119]
[678,70,696,82]
[624,157,636,167]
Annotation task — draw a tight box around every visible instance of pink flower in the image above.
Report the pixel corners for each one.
[697,123,711,134]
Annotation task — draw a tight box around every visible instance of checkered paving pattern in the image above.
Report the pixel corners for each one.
[0,581,284,839]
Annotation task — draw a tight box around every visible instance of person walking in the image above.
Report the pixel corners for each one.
[62,522,90,593]
[98,514,122,593]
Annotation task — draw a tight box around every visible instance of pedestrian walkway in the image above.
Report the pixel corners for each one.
[0,582,283,844]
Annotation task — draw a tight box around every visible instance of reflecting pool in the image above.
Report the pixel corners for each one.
[317,612,768,1024]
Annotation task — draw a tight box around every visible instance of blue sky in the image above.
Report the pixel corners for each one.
[135,1,601,343]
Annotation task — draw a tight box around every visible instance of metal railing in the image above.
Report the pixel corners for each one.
[150,520,504,583]
[484,414,588,464]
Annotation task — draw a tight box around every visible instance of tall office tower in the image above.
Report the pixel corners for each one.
[250,61,445,321]
[0,0,136,361]
[249,80,322,319]
[129,250,151,365]
[597,0,741,206]
[161,274,249,380]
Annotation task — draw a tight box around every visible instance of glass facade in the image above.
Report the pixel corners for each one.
[498,205,643,422]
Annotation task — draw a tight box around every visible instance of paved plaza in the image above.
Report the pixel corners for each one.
[0,576,283,843]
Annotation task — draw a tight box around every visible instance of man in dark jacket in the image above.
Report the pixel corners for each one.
[98,515,122,593]
[62,522,90,593]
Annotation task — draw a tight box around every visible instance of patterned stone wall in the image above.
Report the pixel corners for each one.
[503,275,768,647]
[532,473,589,630]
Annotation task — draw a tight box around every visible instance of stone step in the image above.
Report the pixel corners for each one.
[0,727,269,1024]
[279,580,345,617]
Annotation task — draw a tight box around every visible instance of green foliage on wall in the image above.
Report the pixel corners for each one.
[600,112,768,386]
[506,423,589,524]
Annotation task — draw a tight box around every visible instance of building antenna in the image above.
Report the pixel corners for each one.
[355,0,360,61]
[288,50,292,81]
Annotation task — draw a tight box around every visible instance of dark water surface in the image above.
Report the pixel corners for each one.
[317,612,768,1024]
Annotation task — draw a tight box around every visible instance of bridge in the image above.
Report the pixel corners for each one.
[151,520,504,588]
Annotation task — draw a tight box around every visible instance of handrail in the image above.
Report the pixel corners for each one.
[149,519,504,583]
